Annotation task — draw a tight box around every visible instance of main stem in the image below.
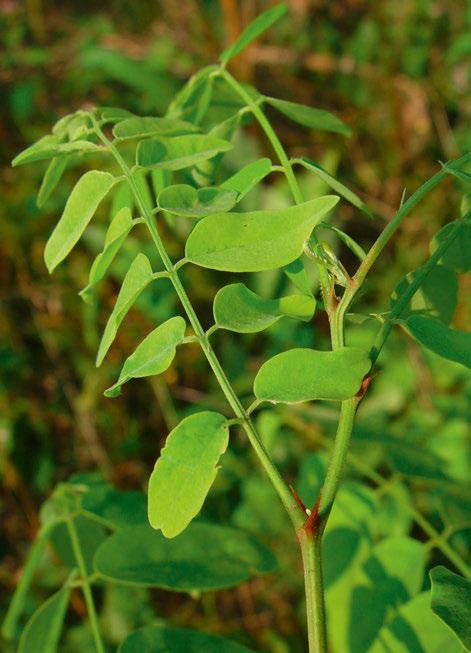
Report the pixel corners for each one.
[66,517,104,653]
[91,116,305,532]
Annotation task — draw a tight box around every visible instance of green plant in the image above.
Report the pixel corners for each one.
[4,3,471,652]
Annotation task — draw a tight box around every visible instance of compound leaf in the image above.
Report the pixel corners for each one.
[113,116,199,140]
[430,565,471,650]
[13,139,100,167]
[80,207,133,302]
[94,522,276,590]
[220,157,272,200]
[158,184,238,217]
[96,253,154,366]
[254,347,371,403]
[431,218,471,273]
[266,97,351,136]
[136,135,232,171]
[148,411,229,537]
[105,316,186,397]
[213,283,315,333]
[119,627,257,653]
[404,315,471,369]
[220,2,287,64]
[18,585,71,653]
[185,195,339,272]
[44,170,116,272]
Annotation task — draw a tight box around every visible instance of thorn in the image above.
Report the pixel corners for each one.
[304,496,321,537]
[289,484,307,514]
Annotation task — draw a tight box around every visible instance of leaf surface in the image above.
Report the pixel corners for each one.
[96,253,154,366]
[37,157,68,208]
[136,135,232,171]
[119,627,257,653]
[105,316,186,396]
[80,207,133,302]
[185,196,339,272]
[220,158,272,200]
[213,283,315,333]
[18,586,70,653]
[94,522,276,590]
[44,170,116,272]
[148,412,229,537]
[254,347,371,403]
[113,116,198,140]
[266,97,351,136]
[431,218,471,273]
[158,184,238,217]
[404,315,471,368]
[13,138,100,166]
[430,566,471,650]
[220,3,288,64]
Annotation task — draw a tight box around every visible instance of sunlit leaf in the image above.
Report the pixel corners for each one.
[220,2,288,64]
[94,522,277,590]
[96,253,154,366]
[18,585,71,653]
[266,97,351,136]
[98,107,135,123]
[113,116,199,140]
[158,184,238,217]
[37,157,68,208]
[186,196,339,272]
[220,158,272,200]
[430,566,471,650]
[254,347,370,403]
[136,135,232,171]
[105,316,186,397]
[148,412,229,537]
[44,170,116,272]
[13,138,100,167]
[80,207,133,302]
[404,315,471,369]
[119,627,257,653]
[213,283,315,333]
[391,264,457,324]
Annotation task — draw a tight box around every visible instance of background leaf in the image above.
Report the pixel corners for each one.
[404,315,471,368]
[119,626,257,652]
[430,218,471,273]
[18,585,71,653]
[136,135,232,170]
[112,116,199,139]
[430,565,471,650]
[266,97,351,136]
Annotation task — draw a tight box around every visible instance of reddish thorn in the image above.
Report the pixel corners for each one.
[304,496,321,538]
[289,484,307,513]
[356,373,375,399]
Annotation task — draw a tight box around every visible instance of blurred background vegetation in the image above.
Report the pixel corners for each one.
[1,1,470,651]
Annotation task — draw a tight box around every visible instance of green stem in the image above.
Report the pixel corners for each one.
[66,518,104,653]
[298,530,327,653]
[91,116,305,531]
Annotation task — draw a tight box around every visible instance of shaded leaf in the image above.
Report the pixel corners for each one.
[404,315,471,368]
[80,207,133,302]
[13,138,100,166]
[136,135,232,171]
[44,170,116,272]
[297,157,372,216]
[391,264,457,325]
[96,253,153,366]
[113,116,198,140]
[186,196,339,272]
[81,488,147,530]
[283,258,313,295]
[266,97,351,136]
[105,316,186,397]
[254,347,371,403]
[119,626,257,653]
[37,157,68,208]
[18,585,71,653]
[148,412,229,537]
[431,218,471,273]
[94,522,277,590]
[220,157,272,200]
[213,282,315,333]
[158,184,238,217]
[220,3,288,64]
[430,565,471,650]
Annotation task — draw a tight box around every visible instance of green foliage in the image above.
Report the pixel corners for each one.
[430,566,471,650]
[18,585,72,653]
[266,97,351,136]
[136,135,232,170]
[404,315,471,368]
[148,412,229,537]
[158,184,238,216]
[119,627,257,652]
